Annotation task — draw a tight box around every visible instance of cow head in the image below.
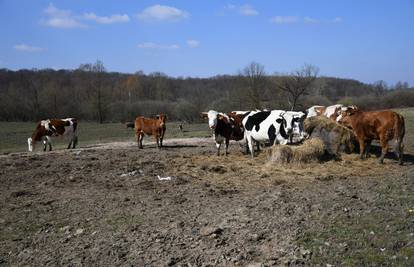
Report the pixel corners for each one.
[202,110,218,129]
[156,114,167,127]
[27,137,34,152]
[277,111,307,143]
[337,106,359,128]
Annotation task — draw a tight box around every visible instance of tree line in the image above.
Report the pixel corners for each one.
[0,61,413,123]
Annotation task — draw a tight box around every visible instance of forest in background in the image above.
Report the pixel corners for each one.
[1,61,413,123]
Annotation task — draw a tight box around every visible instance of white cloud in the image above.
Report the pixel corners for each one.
[83,13,130,24]
[187,39,200,48]
[137,5,189,22]
[239,5,258,16]
[270,16,298,24]
[304,16,343,24]
[138,42,180,50]
[14,44,44,52]
[42,3,86,28]
[304,16,318,24]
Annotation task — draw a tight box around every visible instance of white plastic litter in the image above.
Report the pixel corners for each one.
[157,175,172,181]
[120,170,137,177]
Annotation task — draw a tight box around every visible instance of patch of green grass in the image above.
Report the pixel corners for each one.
[297,177,414,266]
[0,121,209,153]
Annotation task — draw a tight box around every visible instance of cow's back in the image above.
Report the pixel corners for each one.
[355,110,404,141]
[135,117,158,135]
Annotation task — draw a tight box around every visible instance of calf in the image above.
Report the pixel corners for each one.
[27,118,78,152]
[338,109,405,164]
[133,114,166,149]
[242,110,307,157]
[201,110,244,156]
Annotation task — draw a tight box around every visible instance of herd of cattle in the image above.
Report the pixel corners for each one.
[27,104,405,164]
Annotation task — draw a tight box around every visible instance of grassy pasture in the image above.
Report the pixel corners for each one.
[0,121,210,153]
[1,107,413,154]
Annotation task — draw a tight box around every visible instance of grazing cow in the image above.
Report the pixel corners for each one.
[307,104,357,122]
[201,110,244,156]
[27,118,78,152]
[242,110,307,157]
[133,114,166,149]
[338,109,405,164]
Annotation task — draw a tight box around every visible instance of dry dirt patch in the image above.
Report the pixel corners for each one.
[0,137,413,266]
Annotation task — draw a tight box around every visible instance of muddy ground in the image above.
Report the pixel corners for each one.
[0,137,413,266]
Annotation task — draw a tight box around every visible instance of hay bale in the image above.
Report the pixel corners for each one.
[269,145,293,163]
[269,138,325,164]
[292,138,325,163]
[304,116,357,156]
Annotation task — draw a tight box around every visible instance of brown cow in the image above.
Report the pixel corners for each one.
[28,118,78,151]
[338,109,405,164]
[132,114,166,149]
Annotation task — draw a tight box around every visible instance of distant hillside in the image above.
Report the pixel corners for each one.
[0,68,413,122]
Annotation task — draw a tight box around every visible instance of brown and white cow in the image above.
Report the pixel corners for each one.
[201,110,245,156]
[28,118,78,152]
[307,104,357,122]
[130,114,166,149]
[338,108,405,164]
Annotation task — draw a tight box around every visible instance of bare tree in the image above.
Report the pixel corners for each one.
[78,60,108,123]
[241,62,266,109]
[276,64,319,110]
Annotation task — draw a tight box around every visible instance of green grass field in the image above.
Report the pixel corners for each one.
[1,108,413,154]
[0,121,210,153]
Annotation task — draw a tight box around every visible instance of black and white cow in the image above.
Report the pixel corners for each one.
[242,110,307,157]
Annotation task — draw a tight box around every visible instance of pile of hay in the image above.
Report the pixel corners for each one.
[304,116,358,156]
[269,138,325,164]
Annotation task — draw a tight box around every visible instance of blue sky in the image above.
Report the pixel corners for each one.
[1,0,413,85]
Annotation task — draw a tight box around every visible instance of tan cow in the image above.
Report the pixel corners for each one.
[338,108,405,164]
[130,114,166,149]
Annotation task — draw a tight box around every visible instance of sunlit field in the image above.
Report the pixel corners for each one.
[0,121,210,154]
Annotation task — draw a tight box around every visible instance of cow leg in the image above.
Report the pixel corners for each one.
[139,133,144,149]
[247,136,254,158]
[47,136,53,151]
[225,138,229,156]
[378,135,389,164]
[156,136,160,149]
[67,137,72,149]
[216,142,221,156]
[72,135,78,149]
[358,139,366,159]
[397,142,404,165]
[365,140,372,158]
[137,132,144,149]
[256,141,261,152]
[43,138,47,152]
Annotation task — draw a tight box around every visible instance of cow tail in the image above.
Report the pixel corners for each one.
[393,114,405,161]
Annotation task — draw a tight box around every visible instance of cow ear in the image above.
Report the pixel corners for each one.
[200,112,208,119]
[276,118,283,124]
